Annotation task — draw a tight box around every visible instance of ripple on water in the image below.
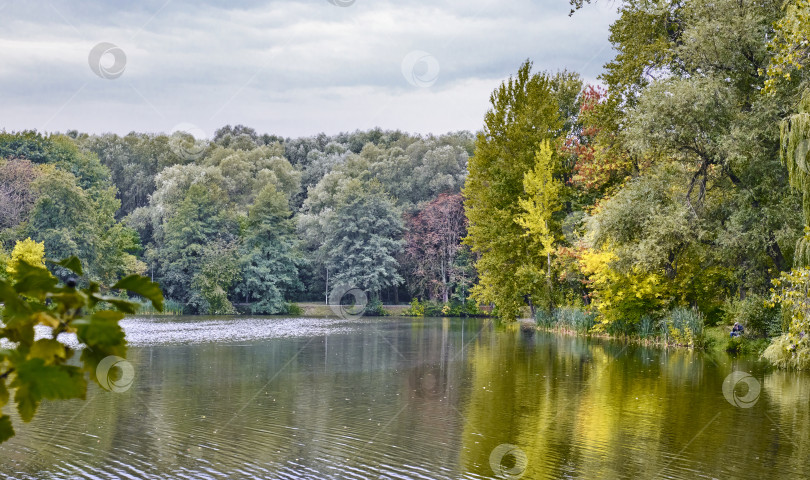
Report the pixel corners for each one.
[0,316,362,350]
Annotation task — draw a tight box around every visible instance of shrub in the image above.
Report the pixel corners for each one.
[723,295,781,338]
[286,303,304,315]
[137,298,184,315]
[763,334,810,370]
[404,298,425,316]
[364,298,389,316]
[766,268,810,368]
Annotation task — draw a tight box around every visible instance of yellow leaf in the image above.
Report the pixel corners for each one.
[29,339,67,364]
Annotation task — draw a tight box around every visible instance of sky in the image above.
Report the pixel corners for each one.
[0,0,619,139]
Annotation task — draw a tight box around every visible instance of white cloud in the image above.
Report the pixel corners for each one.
[0,0,619,137]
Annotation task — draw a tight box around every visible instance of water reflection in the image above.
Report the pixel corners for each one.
[0,316,808,479]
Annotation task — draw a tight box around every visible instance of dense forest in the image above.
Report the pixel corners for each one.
[1,0,809,368]
[0,127,475,314]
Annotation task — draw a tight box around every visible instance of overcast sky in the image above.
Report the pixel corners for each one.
[0,0,618,139]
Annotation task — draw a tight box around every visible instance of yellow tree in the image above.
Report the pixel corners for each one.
[7,237,45,276]
[515,140,563,276]
[763,0,809,93]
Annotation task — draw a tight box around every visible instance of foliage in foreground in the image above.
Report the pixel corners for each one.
[0,257,163,444]
[766,268,810,369]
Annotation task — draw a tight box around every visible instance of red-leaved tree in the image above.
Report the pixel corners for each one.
[404,193,467,303]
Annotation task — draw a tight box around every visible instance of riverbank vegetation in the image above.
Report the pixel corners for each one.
[1,0,809,367]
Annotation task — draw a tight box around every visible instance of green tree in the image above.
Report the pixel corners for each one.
[580,0,802,303]
[237,185,302,314]
[190,241,241,315]
[321,179,404,299]
[27,169,137,284]
[159,183,238,311]
[463,60,564,320]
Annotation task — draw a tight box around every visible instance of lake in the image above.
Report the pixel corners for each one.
[1,315,809,479]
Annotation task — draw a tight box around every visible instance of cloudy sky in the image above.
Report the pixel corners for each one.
[0,0,618,138]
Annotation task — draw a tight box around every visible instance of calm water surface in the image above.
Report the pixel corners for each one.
[1,316,809,479]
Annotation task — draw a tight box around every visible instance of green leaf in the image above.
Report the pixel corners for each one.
[0,415,14,443]
[0,379,9,406]
[29,339,67,364]
[0,280,29,315]
[14,384,37,422]
[12,359,86,422]
[112,275,163,312]
[74,311,126,349]
[47,256,83,276]
[12,262,58,299]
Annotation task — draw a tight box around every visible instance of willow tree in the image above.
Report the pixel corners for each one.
[783,92,810,266]
[775,0,810,264]
[464,61,564,320]
[764,0,810,368]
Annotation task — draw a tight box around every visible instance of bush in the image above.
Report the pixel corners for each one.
[364,298,389,316]
[404,299,483,317]
[535,309,555,328]
[763,334,810,370]
[403,298,425,316]
[723,295,781,338]
[286,303,304,315]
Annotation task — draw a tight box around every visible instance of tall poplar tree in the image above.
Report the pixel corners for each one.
[463,61,564,320]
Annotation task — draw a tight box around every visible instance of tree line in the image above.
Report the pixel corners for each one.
[1,0,809,367]
[0,127,476,315]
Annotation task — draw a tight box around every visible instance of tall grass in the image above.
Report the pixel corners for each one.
[638,315,656,338]
[535,307,597,334]
[134,298,185,315]
[663,307,704,346]
[535,305,708,348]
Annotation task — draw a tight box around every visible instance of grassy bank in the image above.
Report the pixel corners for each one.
[534,305,775,354]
